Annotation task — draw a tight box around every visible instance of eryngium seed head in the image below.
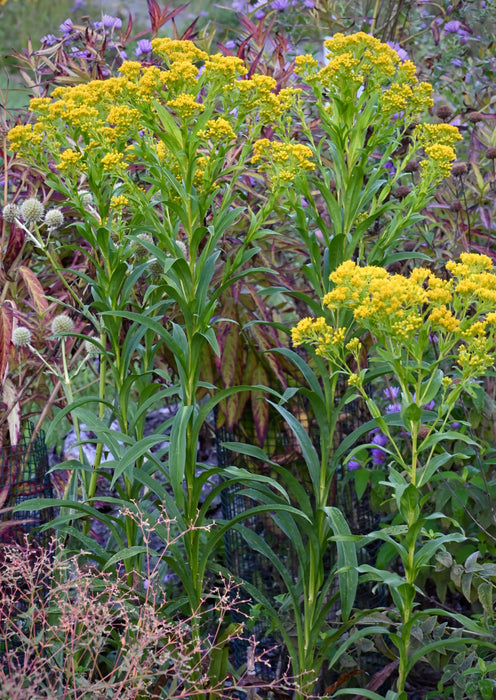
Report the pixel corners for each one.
[83,339,100,356]
[486,147,496,160]
[51,314,74,336]
[2,203,20,223]
[134,232,153,257]
[20,198,44,224]
[12,327,32,348]
[45,209,64,229]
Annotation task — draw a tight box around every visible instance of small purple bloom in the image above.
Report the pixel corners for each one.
[59,18,74,34]
[451,421,461,429]
[371,431,388,447]
[272,0,289,8]
[385,403,401,414]
[383,386,400,401]
[423,400,436,411]
[452,58,463,67]
[41,34,58,46]
[71,0,86,9]
[224,39,236,49]
[164,573,175,584]
[102,14,122,29]
[371,448,386,466]
[445,20,462,33]
[347,459,361,471]
[135,39,153,57]
[144,578,150,589]
[387,41,409,62]
[304,0,315,6]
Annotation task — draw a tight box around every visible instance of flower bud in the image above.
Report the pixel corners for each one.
[51,314,74,336]
[20,198,44,224]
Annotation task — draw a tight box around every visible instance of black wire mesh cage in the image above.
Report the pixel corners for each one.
[217,385,384,683]
[0,422,54,545]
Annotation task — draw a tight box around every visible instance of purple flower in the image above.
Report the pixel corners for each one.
[452,58,463,67]
[135,39,152,57]
[102,14,122,29]
[71,0,86,9]
[272,0,289,8]
[451,421,461,429]
[59,18,74,34]
[444,20,462,33]
[371,431,388,447]
[144,578,150,589]
[383,386,400,401]
[224,39,236,49]
[347,459,361,471]
[387,41,409,62]
[41,34,58,46]
[304,0,315,6]
[385,402,401,414]
[423,400,435,411]
[371,448,386,466]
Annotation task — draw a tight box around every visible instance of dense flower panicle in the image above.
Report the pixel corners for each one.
[294,255,496,380]
[167,93,205,120]
[197,118,236,142]
[252,139,314,187]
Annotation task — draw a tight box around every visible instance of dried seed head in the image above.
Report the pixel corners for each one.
[393,185,411,200]
[51,314,74,336]
[44,209,64,229]
[12,327,32,348]
[486,147,496,160]
[20,197,44,224]
[2,203,20,223]
[467,111,484,123]
[404,159,420,173]
[450,200,464,212]
[436,105,453,121]
[451,162,468,176]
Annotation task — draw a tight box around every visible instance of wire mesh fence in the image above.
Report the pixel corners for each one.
[0,422,54,545]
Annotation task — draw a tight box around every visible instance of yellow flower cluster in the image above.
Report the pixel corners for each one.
[292,254,496,379]
[291,317,346,357]
[197,118,236,142]
[167,93,205,120]
[203,54,248,81]
[252,139,314,187]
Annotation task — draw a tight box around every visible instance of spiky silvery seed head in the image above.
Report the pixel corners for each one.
[83,338,100,357]
[2,203,20,223]
[12,327,32,348]
[175,240,188,258]
[134,232,153,257]
[51,314,74,336]
[78,190,93,207]
[148,257,163,281]
[20,198,44,224]
[44,209,64,229]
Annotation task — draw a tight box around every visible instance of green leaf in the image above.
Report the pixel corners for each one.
[169,405,194,510]
[268,400,321,494]
[478,581,493,615]
[324,506,358,621]
[402,402,422,423]
[103,546,161,571]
